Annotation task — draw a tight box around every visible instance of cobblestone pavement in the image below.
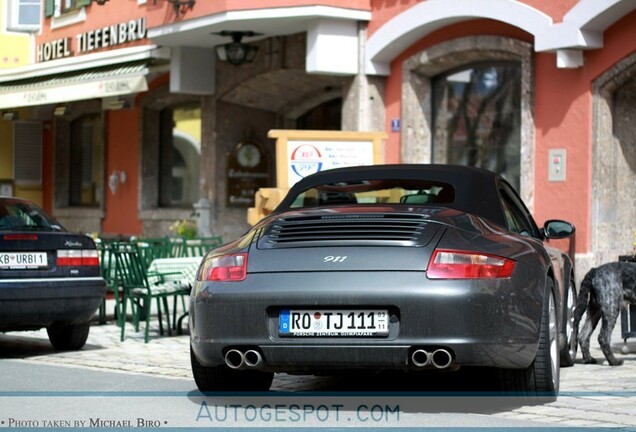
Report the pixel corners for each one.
[2,302,636,428]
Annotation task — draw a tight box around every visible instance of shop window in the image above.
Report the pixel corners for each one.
[69,114,103,207]
[7,0,41,31]
[432,62,521,189]
[13,121,42,185]
[158,103,201,207]
[297,98,342,130]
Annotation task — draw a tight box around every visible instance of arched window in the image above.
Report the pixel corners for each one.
[69,113,103,207]
[158,103,201,207]
[432,62,521,189]
[401,37,533,207]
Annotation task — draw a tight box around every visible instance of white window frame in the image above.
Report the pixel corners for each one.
[6,0,41,32]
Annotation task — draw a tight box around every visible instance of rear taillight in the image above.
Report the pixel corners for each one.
[3,234,38,240]
[206,253,248,282]
[427,249,515,279]
[57,250,100,267]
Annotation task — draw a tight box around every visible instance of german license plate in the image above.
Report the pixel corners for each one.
[0,252,47,269]
[279,309,389,336]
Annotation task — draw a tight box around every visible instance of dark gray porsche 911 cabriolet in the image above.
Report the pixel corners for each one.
[190,164,577,396]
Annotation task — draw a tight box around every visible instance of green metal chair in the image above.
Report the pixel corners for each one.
[134,237,171,268]
[168,237,185,258]
[112,246,190,343]
[180,236,224,257]
[97,240,127,325]
[146,257,202,332]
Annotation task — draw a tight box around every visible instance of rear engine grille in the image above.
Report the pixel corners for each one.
[261,214,434,248]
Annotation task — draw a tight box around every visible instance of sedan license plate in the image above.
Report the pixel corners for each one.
[279,309,389,337]
[0,252,48,269]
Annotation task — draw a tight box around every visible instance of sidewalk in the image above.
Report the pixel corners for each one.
[2,303,636,427]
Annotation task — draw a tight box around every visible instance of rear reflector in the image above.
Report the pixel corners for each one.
[427,249,515,279]
[206,253,248,282]
[57,249,100,267]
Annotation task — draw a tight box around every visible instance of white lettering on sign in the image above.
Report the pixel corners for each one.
[37,18,147,63]
[103,80,131,94]
[76,18,146,55]
[36,38,72,62]
[24,92,48,103]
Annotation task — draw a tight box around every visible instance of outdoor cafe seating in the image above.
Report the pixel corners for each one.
[96,235,223,342]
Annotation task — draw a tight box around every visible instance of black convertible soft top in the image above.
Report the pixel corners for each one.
[276,164,513,228]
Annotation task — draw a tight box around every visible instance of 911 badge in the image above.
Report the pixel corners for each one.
[324,256,347,263]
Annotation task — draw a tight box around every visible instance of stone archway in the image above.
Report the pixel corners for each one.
[401,36,535,209]
[591,53,636,266]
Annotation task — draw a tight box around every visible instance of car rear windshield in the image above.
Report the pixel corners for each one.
[0,200,65,232]
[288,179,455,208]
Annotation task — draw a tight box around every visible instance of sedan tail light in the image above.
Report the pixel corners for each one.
[427,249,515,279]
[57,250,100,267]
[206,253,248,282]
[3,234,38,241]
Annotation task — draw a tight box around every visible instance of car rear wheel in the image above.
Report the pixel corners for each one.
[559,278,578,367]
[46,322,90,350]
[190,346,274,392]
[498,281,559,398]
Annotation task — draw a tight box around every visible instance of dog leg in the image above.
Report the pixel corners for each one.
[579,307,600,364]
[598,309,623,366]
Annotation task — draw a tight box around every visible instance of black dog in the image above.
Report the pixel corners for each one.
[574,261,636,365]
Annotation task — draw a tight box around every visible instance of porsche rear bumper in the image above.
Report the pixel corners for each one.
[190,270,544,372]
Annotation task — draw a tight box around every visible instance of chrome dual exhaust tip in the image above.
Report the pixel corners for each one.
[244,349,263,368]
[411,348,453,369]
[411,349,431,367]
[224,348,264,370]
[224,349,245,369]
[431,348,453,369]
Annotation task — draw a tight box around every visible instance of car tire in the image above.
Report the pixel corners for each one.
[46,322,90,350]
[190,346,274,392]
[499,280,559,398]
[559,278,578,367]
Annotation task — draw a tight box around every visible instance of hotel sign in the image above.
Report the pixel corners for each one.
[37,17,147,63]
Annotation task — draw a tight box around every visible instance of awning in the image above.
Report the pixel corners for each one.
[0,61,149,110]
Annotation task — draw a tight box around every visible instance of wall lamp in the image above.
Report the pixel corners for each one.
[53,105,66,117]
[214,31,262,65]
[1,111,18,121]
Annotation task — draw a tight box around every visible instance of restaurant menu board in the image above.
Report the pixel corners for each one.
[227,142,270,207]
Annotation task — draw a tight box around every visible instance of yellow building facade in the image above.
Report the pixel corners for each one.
[0,2,39,204]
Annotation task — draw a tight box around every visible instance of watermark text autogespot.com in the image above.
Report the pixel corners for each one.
[196,401,401,424]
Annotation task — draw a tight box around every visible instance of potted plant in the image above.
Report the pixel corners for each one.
[169,219,198,240]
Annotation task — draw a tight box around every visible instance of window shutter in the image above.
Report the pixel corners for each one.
[77,0,92,7]
[13,121,43,186]
[44,0,55,17]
